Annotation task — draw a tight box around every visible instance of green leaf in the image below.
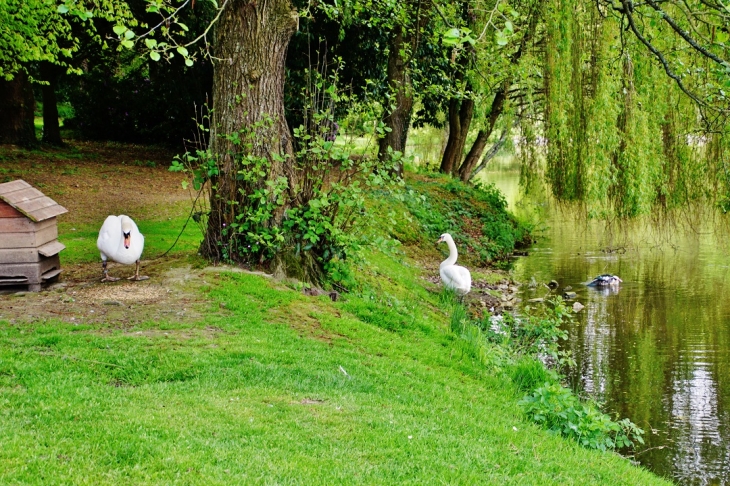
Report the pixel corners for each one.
[113,25,127,36]
[121,39,134,49]
[443,28,460,41]
[495,31,508,46]
[185,58,194,67]
[177,22,189,32]
[57,4,69,14]
[124,30,135,40]
[150,51,161,61]
[177,46,189,57]
[145,38,158,49]
[209,0,218,7]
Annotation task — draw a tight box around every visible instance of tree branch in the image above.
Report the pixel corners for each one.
[644,0,727,67]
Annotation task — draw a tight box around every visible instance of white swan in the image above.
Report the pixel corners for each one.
[96,215,148,282]
[437,233,471,295]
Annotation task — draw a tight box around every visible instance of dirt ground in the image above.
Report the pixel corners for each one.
[0,141,191,224]
[0,141,214,326]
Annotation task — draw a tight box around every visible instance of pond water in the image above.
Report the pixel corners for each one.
[480,163,730,485]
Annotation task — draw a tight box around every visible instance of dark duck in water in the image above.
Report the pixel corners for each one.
[587,274,622,287]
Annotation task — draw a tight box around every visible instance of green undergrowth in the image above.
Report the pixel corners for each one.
[0,173,669,484]
[392,173,532,267]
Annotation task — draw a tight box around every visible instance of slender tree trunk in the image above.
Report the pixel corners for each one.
[40,62,63,146]
[456,0,543,182]
[469,122,512,181]
[458,87,506,181]
[0,71,36,147]
[377,27,413,177]
[201,0,299,260]
[439,96,474,175]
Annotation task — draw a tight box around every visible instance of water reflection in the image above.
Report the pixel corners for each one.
[479,167,730,485]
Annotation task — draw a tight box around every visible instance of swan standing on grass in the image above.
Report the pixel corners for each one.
[97,215,149,282]
[437,233,471,295]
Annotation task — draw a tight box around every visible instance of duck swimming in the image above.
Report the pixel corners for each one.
[587,274,622,287]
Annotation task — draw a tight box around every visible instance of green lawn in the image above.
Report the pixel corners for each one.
[0,163,670,484]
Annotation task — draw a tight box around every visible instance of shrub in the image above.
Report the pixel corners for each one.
[519,383,645,451]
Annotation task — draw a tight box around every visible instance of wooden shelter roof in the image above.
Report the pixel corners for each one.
[0,180,68,222]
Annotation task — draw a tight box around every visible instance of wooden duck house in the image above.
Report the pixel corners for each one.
[0,180,67,291]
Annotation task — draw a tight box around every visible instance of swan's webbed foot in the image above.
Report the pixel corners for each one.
[101,261,119,282]
[128,261,149,281]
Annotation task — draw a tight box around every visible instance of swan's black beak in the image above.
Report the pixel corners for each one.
[123,232,131,249]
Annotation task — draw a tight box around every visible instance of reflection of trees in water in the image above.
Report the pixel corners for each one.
[513,209,730,484]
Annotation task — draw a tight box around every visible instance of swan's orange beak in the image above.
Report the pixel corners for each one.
[436,236,444,244]
[123,232,131,249]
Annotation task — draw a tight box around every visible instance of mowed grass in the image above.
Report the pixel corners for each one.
[0,145,669,484]
[0,269,669,484]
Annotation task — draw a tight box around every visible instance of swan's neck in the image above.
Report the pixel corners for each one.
[441,238,458,267]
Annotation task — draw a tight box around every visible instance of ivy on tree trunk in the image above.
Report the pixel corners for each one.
[201,0,299,261]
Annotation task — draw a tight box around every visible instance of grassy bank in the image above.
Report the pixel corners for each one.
[0,144,670,484]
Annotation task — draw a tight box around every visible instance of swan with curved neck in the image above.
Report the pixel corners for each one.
[437,233,471,295]
[97,215,149,282]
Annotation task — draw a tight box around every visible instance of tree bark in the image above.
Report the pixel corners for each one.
[458,87,506,181]
[439,95,474,175]
[0,71,36,147]
[40,62,63,146]
[201,0,299,260]
[377,27,413,177]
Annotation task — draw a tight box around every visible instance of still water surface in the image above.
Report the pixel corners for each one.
[481,164,730,485]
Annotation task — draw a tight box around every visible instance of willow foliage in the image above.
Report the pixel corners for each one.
[539,0,730,219]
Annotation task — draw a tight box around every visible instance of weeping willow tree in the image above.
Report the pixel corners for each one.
[534,0,730,219]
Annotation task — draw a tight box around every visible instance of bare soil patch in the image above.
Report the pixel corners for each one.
[0,141,191,225]
[0,141,212,326]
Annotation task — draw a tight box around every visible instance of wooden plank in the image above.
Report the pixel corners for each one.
[13,197,58,221]
[0,186,43,205]
[0,226,58,249]
[0,248,41,263]
[0,232,36,248]
[0,217,55,233]
[0,180,31,196]
[41,268,62,281]
[0,254,60,287]
[0,201,24,218]
[26,204,67,222]
[37,240,65,257]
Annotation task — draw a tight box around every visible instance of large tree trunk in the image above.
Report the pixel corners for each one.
[40,62,63,146]
[201,0,299,261]
[0,71,36,147]
[377,27,413,177]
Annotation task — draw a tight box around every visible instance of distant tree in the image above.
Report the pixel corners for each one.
[0,0,133,146]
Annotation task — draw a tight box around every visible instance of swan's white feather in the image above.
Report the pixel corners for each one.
[97,215,144,265]
[438,233,471,294]
[440,264,472,294]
